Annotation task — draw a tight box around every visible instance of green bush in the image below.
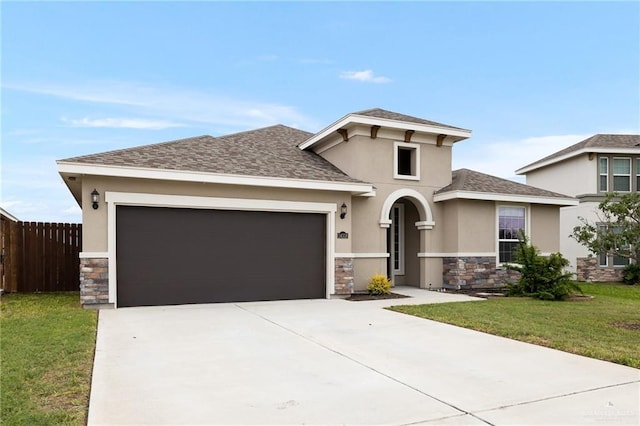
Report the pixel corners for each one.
[367,274,391,295]
[506,234,581,301]
[622,263,640,285]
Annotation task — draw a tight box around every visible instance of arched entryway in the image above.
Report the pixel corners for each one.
[379,189,435,287]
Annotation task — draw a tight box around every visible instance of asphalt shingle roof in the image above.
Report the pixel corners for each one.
[519,134,640,172]
[436,169,572,199]
[353,108,468,131]
[60,125,364,183]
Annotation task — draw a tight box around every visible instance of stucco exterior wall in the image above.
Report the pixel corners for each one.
[530,204,561,254]
[453,200,496,253]
[559,202,600,272]
[81,176,352,253]
[525,154,595,196]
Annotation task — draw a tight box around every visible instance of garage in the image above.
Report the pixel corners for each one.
[116,205,326,307]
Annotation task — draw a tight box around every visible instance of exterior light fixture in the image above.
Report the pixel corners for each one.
[340,203,347,219]
[91,189,100,210]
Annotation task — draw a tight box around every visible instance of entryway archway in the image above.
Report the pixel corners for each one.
[379,189,435,287]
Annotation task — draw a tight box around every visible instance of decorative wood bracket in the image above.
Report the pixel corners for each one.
[337,128,349,142]
[588,153,594,160]
[370,125,380,139]
[404,130,415,142]
[436,134,446,147]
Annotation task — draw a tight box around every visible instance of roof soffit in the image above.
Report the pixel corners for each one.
[299,113,472,152]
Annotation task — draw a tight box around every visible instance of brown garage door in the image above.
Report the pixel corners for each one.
[116,206,326,307]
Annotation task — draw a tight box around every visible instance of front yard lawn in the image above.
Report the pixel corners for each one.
[389,283,640,368]
[1,292,98,425]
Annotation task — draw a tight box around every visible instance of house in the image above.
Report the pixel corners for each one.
[516,134,640,281]
[57,108,577,308]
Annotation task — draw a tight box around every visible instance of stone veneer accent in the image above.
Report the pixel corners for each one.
[80,258,110,307]
[576,257,624,282]
[334,257,354,294]
[442,256,520,290]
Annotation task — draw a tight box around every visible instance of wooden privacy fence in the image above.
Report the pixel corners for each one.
[1,220,82,293]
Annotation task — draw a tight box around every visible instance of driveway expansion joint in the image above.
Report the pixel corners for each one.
[235,303,495,425]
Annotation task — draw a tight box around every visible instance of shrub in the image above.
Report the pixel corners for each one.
[367,274,391,295]
[506,234,581,301]
[622,263,640,285]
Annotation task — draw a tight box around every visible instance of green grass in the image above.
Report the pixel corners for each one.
[1,293,98,425]
[389,283,640,368]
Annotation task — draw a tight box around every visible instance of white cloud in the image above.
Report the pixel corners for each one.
[61,116,185,130]
[453,133,592,182]
[339,70,391,84]
[4,81,318,131]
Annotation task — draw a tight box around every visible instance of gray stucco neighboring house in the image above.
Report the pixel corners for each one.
[57,108,577,308]
[516,134,640,281]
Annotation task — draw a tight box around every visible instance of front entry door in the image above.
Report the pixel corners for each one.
[388,204,404,286]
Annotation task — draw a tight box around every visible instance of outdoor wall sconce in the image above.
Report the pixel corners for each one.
[91,189,100,210]
[340,203,347,219]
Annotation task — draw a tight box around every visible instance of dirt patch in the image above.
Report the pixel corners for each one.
[612,321,640,331]
[346,292,410,301]
[567,295,594,302]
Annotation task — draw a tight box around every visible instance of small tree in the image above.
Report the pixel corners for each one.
[571,193,640,265]
[506,234,580,300]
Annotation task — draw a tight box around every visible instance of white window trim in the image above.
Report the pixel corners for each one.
[496,204,529,266]
[104,192,337,308]
[612,157,632,193]
[635,158,640,192]
[392,204,405,275]
[393,141,420,181]
[599,157,608,193]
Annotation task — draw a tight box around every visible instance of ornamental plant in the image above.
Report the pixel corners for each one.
[506,233,581,301]
[367,273,391,295]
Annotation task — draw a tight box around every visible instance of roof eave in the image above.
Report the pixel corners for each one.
[299,113,472,150]
[433,190,578,206]
[516,147,640,175]
[56,161,374,195]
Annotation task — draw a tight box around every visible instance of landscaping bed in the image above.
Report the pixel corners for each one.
[346,292,410,301]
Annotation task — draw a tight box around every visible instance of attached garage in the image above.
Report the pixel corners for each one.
[115,205,326,307]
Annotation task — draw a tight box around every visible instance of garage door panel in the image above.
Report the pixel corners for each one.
[116,206,325,307]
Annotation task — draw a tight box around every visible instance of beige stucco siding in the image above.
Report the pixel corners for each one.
[530,204,561,254]
[319,133,453,190]
[525,154,594,196]
[81,176,351,253]
[453,200,496,252]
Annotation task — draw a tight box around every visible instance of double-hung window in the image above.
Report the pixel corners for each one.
[612,158,631,192]
[498,206,526,264]
[636,159,640,192]
[597,224,630,267]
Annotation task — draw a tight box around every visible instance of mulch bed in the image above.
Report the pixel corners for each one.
[345,292,410,301]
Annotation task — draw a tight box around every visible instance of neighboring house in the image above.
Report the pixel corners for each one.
[516,134,640,281]
[57,108,576,308]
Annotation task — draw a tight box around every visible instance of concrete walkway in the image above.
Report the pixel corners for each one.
[88,287,640,425]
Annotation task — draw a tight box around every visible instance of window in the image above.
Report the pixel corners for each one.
[612,158,631,192]
[498,206,526,264]
[599,157,608,192]
[597,224,630,267]
[636,159,639,192]
[394,142,420,180]
[391,204,404,274]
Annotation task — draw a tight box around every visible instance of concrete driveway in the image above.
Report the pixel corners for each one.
[88,287,639,425]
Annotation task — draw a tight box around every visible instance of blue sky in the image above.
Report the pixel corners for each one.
[2,1,639,223]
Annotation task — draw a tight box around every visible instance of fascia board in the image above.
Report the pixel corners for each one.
[516,147,640,175]
[299,114,472,150]
[56,161,374,194]
[433,190,579,206]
